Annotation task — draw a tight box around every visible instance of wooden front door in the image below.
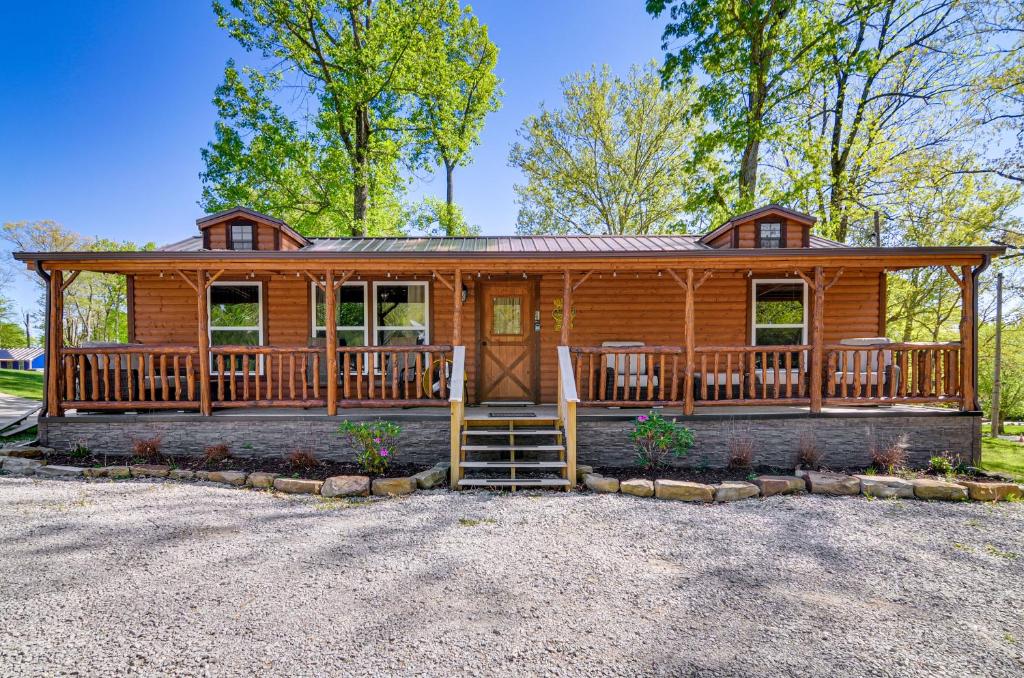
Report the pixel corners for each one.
[477,280,538,402]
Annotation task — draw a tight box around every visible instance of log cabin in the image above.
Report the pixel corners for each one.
[14,205,1003,488]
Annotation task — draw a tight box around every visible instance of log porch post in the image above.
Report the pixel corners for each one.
[683,269,695,416]
[325,269,338,416]
[196,270,212,416]
[452,268,463,345]
[46,269,64,417]
[561,270,571,345]
[959,265,976,411]
[809,266,825,414]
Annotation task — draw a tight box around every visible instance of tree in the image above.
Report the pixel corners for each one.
[412,0,500,232]
[408,197,478,236]
[510,64,704,235]
[647,0,832,208]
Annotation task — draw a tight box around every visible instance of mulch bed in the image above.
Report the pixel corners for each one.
[42,451,421,482]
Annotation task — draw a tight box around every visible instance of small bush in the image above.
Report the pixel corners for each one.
[796,433,824,469]
[203,443,232,464]
[869,435,908,473]
[68,443,91,459]
[929,455,954,476]
[339,420,401,475]
[727,433,755,470]
[286,449,320,472]
[131,437,162,462]
[630,411,694,470]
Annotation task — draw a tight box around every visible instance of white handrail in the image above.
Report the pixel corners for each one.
[556,346,579,403]
[448,345,466,404]
[449,345,466,488]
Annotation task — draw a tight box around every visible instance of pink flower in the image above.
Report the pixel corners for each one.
[373,437,381,443]
[379,448,389,457]
[637,415,648,423]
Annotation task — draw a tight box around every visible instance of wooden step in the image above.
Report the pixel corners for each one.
[458,478,570,488]
[461,444,565,452]
[463,428,562,436]
[460,460,567,469]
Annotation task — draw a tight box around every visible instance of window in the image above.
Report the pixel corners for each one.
[230,223,254,250]
[374,282,428,346]
[752,280,806,347]
[311,282,367,347]
[208,282,263,371]
[758,222,782,248]
[491,295,523,335]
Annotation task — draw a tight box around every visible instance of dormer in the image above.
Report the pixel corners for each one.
[196,207,309,251]
[698,205,816,249]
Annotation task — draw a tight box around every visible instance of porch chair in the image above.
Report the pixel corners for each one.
[834,337,901,397]
[595,341,659,401]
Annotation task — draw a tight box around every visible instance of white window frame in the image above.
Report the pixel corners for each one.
[309,281,369,346]
[758,222,783,248]
[750,278,808,346]
[230,223,254,250]
[208,281,264,374]
[372,280,430,347]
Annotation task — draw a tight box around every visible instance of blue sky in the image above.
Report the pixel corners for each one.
[0,1,666,310]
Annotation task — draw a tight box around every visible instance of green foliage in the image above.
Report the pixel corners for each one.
[510,63,705,235]
[409,197,479,236]
[928,455,953,476]
[0,368,43,400]
[339,420,401,475]
[629,411,694,470]
[981,436,1024,482]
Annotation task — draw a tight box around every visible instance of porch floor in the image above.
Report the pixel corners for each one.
[55,402,969,421]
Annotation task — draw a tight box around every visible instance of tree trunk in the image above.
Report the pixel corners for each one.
[445,159,456,236]
[352,107,370,236]
[739,140,759,201]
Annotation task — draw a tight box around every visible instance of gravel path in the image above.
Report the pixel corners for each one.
[1,478,1023,677]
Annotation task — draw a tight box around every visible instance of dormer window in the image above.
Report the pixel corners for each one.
[230,223,254,250]
[758,222,782,248]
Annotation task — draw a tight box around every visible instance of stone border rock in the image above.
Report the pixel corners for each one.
[578,469,1024,505]
[0,450,453,503]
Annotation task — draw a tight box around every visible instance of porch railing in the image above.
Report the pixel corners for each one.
[824,342,961,405]
[211,346,324,408]
[62,345,200,410]
[337,345,453,407]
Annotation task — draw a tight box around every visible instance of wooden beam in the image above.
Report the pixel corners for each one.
[325,269,338,416]
[452,269,463,346]
[204,269,226,289]
[571,270,595,292]
[878,270,888,336]
[174,269,199,293]
[561,270,572,345]
[824,267,845,291]
[809,266,825,413]
[945,265,966,290]
[692,270,713,291]
[666,268,686,289]
[959,264,975,411]
[46,270,64,417]
[432,270,454,292]
[196,270,212,416]
[59,270,81,293]
[303,270,326,291]
[332,270,354,290]
[683,269,696,416]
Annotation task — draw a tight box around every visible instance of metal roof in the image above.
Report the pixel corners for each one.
[0,348,44,362]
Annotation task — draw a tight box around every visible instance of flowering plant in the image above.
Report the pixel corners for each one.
[339,420,402,475]
[629,411,694,470]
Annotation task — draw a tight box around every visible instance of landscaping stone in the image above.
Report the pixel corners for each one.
[130,464,170,478]
[5,447,52,459]
[321,475,370,498]
[35,465,85,479]
[959,480,1022,502]
[714,481,760,502]
[913,478,968,501]
[575,465,594,484]
[752,475,806,496]
[246,472,279,489]
[168,469,195,481]
[85,465,130,479]
[855,475,915,499]
[584,474,619,493]
[413,463,449,490]
[805,471,860,496]
[207,470,247,486]
[194,471,211,481]
[1,457,42,475]
[619,478,654,498]
[372,477,416,496]
[654,479,714,502]
[273,477,323,495]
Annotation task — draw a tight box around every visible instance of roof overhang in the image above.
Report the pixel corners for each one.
[194,206,310,246]
[13,245,1004,274]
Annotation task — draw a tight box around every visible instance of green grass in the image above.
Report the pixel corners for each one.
[981,436,1024,481]
[0,369,43,400]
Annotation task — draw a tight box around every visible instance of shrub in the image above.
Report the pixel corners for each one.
[68,443,91,459]
[929,454,954,476]
[727,432,755,470]
[869,435,908,473]
[339,420,401,475]
[203,444,232,464]
[630,411,694,470]
[286,449,320,472]
[131,437,162,462]
[796,433,824,469]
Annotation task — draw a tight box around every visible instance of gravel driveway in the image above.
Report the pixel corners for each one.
[1,478,1023,677]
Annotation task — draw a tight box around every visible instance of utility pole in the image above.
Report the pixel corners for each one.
[990,272,1003,438]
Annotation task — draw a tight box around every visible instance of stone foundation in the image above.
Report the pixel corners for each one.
[40,408,981,470]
